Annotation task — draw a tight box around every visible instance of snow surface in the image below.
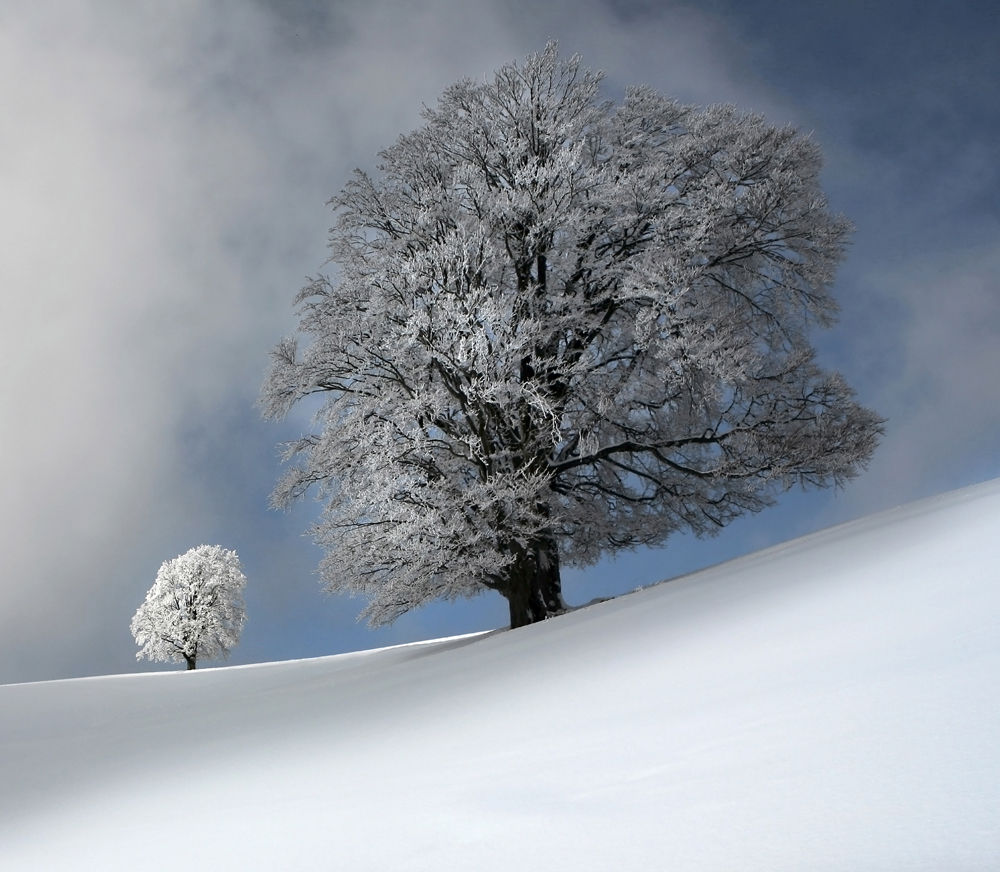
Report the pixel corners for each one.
[1,479,999,870]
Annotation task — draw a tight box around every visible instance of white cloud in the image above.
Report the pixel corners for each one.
[0,4,262,667]
[839,243,1000,513]
[0,0,527,680]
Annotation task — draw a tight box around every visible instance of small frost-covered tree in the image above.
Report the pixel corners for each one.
[261,44,883,629]
[131,545,247,670]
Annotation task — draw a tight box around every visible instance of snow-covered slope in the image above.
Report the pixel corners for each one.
[2,480,999,871]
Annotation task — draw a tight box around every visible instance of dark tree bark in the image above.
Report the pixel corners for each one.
[504,554,534,629]
[503,535,568,629]
[185,655,197,670]
[535,535,566,617]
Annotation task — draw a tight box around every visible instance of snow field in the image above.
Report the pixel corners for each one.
[1,478,999,870]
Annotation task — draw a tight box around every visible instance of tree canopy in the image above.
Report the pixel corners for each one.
[261,44,883,628]
[131,545,248,669]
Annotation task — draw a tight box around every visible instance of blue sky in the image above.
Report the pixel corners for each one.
[1,0,998,683]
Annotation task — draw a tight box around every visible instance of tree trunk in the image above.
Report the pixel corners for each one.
[506,565,535,629]
[184,655,197,670]
[504,546,536,629]
[503,536,567,629]
[535,534,567,616]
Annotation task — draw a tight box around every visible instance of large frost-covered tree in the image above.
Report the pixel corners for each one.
[262,44,883,629]
[131,545,247,670]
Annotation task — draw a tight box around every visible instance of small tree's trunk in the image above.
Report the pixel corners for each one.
[184,655,197,670]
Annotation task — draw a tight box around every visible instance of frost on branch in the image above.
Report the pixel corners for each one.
[131,545,248,670]
[260,43,884,629]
